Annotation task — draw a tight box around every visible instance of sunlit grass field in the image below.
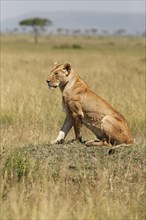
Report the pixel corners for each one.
[1,34,145,219]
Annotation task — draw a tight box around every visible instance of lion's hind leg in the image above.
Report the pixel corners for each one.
[85,138,111,147]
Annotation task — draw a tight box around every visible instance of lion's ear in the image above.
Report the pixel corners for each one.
[63,63,71,75]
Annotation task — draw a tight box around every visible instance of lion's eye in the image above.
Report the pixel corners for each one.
[55,72,58,75]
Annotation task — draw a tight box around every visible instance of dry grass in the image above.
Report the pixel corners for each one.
[0,34,145,219]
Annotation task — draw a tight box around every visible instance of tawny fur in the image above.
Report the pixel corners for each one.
[46,62,134,147]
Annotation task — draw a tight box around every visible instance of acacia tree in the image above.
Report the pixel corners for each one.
[19,17,53,44]
[114,29,127,36]
[90,28,98,36]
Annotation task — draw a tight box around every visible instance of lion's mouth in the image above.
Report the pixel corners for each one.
[47,82,58,89]
[49,85,58,89]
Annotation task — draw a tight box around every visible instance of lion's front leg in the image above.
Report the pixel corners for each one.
[72,114,83,143]
[51,115,73,144]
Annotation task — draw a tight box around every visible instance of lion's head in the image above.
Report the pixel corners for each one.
[46,63,71,89]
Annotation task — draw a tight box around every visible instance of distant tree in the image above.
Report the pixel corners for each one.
[57,28,64,35]
[102,29,109,36]
[84,29,90,37]
[90,28,98,36]
[19,17,53,44]
[13,28,19,33]
[72,29,81,36]
[65,28,70,36]
[114,29,127,36]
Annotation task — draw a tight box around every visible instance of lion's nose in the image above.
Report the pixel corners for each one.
[46,80,50,83]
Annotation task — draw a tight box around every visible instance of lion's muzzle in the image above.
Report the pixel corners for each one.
[46,80,58,89]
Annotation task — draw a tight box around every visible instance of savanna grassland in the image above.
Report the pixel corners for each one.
[0,34,146,219]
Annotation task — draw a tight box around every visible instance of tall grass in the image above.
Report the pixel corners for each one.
[1,35,145,219]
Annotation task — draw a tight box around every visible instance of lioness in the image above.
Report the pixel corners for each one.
[46,62,134,147]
